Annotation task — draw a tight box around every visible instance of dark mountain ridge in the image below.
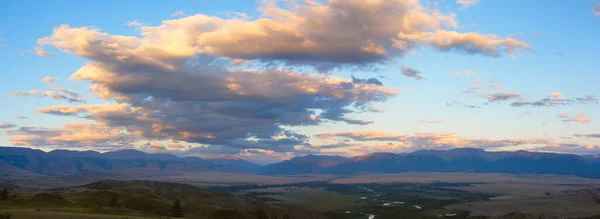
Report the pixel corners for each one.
[0,147,261,176]
[2,146,600,178]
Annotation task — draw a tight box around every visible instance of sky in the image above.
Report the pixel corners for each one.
[1,0,599,164]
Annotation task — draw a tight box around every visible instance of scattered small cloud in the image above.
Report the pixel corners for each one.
[9,89,86,103]
[574,133,600,138]
[446,100,479,108]
[171,11,185,17]
[511,93,598,107]
[594,3,600,16]
[0,122,16,129]
[34,46,55,57]
[457,0,480,9]
[42,76,58,83]
[417,119,443,124]
[451,70,480,76]
[462,78,501,93]
[481,92,522,102]
[125,20,144,27]
[13,116,27,120]
[558,113,590,124]
[517,112,535,116]
[401,66,423,80]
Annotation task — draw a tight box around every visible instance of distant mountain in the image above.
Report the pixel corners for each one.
[261,155,347,174]
[203,156,263,173]
[266,148,600,178]
[2,146,600,178]
[0,147,261,177]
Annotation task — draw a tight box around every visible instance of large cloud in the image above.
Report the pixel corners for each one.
[38,0,528,71]
[31,23,396,155]
[28,0,532,157]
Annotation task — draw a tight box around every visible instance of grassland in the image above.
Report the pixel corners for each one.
[4,172,600,218]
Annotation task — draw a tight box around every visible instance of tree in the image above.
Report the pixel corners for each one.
[256,207,268,219]
[270,212,278,219]
[170,199,185,217]
[109,193,118,207]
[282,213,290,219]
[0,188,8,201]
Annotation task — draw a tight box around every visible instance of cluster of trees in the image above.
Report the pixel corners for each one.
[256,207,290,219]
[0,188,9,201]
[171,199,184,218]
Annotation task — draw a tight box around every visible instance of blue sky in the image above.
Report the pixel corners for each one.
[1,0,599,163]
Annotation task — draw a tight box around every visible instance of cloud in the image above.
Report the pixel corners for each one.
[125,20,144,27]
[393,30,530,58]
[576,95,599,104]
[594,3,600,16]
[28,0,531,157]
[481,92,521,102]
[171,11,185,17]
[574,133,600,138]
[314,130,600,154]
[446,100,479,108]
[351,75,383,86]
[144,141,165,149]
[35,46,55,57]
[0,122,16,129]
[5,122,138,149]
[42,76,58,83]
[557,113,590,124]
[401,66,423,80]
[13,116,28,120]
[517,112,535,116]
[9,89,86,103]
[417,119,443,124]
[457,0,480,9]
[37,0,529,73]
[511,93,598,107]
[451,70,480,76]
[168,144,186,150]
[315,130,407,142]
[462,78,501,93]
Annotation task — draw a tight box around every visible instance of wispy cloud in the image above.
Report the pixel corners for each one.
[125,20,144,27]
[401,66,424,80]
[457,0,480,9]
[512,93,597,107]
[34,46,55,57]
[41,76,58,83]
[557,113,591,124]
[9,89,85,103]
[171,11,185,17]
[481,92,522,102]
[574,133,600,138]
[0,122,16,129]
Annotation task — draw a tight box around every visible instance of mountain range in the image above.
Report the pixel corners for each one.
[2,147,600,178]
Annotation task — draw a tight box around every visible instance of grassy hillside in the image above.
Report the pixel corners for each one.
[0,180,325,219]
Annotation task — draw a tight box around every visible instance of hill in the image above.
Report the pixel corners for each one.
[0,179,325,219]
